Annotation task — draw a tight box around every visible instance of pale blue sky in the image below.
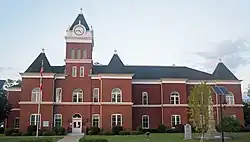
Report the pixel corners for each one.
[1,0,250,92]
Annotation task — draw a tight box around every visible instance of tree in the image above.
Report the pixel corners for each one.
[188,82,212,141]
[243,102,250,126]
[0,88,11,124]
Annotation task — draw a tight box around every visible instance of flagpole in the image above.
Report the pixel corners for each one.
[36,59,44,137]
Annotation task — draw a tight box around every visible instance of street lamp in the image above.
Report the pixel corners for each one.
[219,94,227,142]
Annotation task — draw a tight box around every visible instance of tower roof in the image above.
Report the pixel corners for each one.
[212,62,238,80]
[69,13,90,31]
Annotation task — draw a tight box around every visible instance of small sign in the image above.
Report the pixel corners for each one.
[184,124,192,140]
[43,121,49,127]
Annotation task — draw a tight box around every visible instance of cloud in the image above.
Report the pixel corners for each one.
[194,37,250,72]
[0,67,14,72]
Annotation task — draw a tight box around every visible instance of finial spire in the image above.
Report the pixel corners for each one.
[42,48,45,53]
[114,49,117,54]
[80,8,83,14]
[219,58,222,62]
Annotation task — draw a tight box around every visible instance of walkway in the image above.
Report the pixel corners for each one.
[57,133,85,142]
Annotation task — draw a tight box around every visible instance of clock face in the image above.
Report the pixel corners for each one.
[74,25,85,36]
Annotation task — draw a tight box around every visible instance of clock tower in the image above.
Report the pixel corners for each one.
[64,10,94,101]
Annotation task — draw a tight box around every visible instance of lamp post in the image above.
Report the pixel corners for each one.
[219,94,227,142]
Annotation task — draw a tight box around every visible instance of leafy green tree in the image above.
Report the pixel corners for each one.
[188,82,212,141]
[0,88,11,124]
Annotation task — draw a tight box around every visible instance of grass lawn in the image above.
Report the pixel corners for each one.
[0,136,63,142]
[85,133,250,142]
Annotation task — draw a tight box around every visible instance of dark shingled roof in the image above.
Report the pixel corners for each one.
[69,14,90,31]
[25,52,238,80]
[0,80,5,89]
[212,62,238,80]
[92,54,239,80]
[25,52,65,74]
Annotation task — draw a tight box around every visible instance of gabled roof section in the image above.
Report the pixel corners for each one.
[0,80,5,89]
[25,52,53,73]
[69,14,90,31]
[212,62,238,80]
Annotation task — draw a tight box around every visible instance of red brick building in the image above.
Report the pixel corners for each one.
[6,12,244,134]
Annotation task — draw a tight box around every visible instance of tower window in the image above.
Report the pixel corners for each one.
[82,48,87,58]
[72,66,77,77]
[80,66,84,77]
[77,49,81,59]
[71,49,75,59]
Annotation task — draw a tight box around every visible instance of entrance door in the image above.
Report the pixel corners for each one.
[72,113,82,133]
[72,119,82,133]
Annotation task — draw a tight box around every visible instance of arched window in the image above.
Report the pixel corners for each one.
[226,92,235,105]
[72,89,83,102]
[31,88,41,102]
[142,115,149,129]
[72,66,77,77]
[92,114,100,127]
[111,88,122,103]
[142,92,148,105]
[170,91,180,104]
[72,113,82,119]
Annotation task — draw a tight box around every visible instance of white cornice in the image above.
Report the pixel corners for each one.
[65,59,92,64]
[19,101,133,105]
[19,73,66,79]
[91,74,134,79]
[6,88,21,92]
[132,79,241,85]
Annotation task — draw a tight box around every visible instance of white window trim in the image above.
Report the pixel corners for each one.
[170,91,180,104]
[226,92,235,105]
[56,88,62,102]
[171,115,181,128]
[14,117,20,129]
[31,88,41,102]
[30,114,41,127]
[142,92,148,105]
[93,88,99,102]
[111,88,122,103]
[54,114,62,127]
[80,66,84,77]
[141,115,149,129]
[77,49,81,59]
[92,114,100,127]
[72,66,77,77]
[111,114,122,127]
[231,114,236,119]
[72,89,83,102]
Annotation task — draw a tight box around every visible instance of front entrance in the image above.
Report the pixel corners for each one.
[72,113,82,133]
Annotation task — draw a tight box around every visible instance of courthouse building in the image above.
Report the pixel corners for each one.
[6,11,244,133]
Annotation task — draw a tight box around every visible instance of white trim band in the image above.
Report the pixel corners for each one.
[65,59,92,64]
[91,74,134,80]
[6,88,21,91]
[11,108,20,111]
[20,73,66,79]
[19,101,133,105]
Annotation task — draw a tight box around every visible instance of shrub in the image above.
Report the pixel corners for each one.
[79,138,108,142]
[103,131,113,135]
[52,127,66,135]
[239,127,250,132]
[5,128,15,136]
[119,131,130,135]
[174,124,184,133]
[157,124,166,133]
[111,126,123,135]
[89,126,100,135]
[42,130,54,136]
[217,116,241,132]
[130,131,144,135]
[22,132,32,136]
[0,127,4,134]
[27,125,37,133]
